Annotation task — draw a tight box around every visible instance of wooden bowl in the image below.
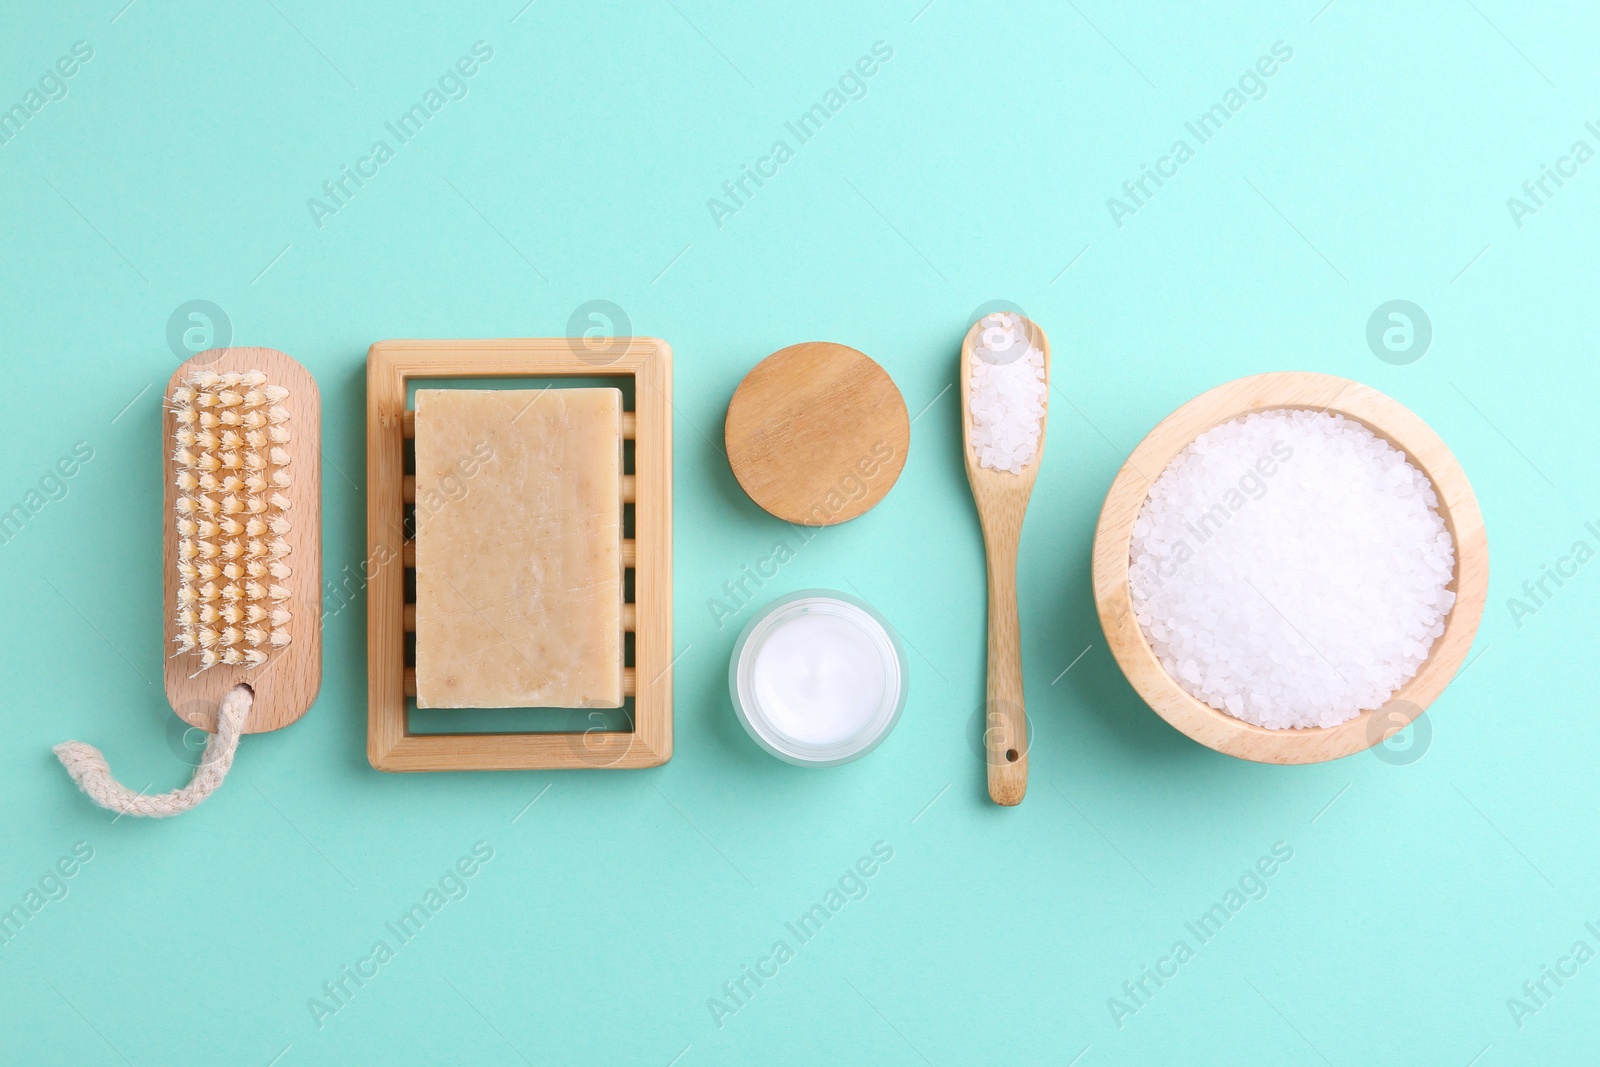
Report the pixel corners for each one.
[1091,372,1488,764]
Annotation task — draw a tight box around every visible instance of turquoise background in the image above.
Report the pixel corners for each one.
[2,0,1596,1063]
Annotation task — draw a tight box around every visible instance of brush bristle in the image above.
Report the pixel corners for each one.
[171,369,292,671]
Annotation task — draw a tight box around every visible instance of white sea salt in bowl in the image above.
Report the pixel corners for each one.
[1091,373,1488,764]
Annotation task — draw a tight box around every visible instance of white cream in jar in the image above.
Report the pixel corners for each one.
[729,590,907,765]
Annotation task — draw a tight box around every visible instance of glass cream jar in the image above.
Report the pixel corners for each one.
[729,590,908,766]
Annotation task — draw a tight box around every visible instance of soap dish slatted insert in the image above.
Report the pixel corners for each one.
[367,340,673,772]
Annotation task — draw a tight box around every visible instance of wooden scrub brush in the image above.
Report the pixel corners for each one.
[54,348,321,817]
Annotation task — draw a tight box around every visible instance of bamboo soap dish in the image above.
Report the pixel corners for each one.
[366,339,673,771]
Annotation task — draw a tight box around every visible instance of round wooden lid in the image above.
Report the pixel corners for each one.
[725,342,909,525]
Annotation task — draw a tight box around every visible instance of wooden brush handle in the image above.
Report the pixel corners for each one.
[983,531,1028,806]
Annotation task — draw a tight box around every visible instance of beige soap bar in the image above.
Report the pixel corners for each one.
[413,388,623,708]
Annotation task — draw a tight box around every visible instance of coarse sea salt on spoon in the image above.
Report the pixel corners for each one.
[968,313,1047,473]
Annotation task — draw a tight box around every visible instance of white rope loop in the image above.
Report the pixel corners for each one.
[55,685,253,818]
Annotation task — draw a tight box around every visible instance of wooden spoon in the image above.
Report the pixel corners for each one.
[960,315,1049,806]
